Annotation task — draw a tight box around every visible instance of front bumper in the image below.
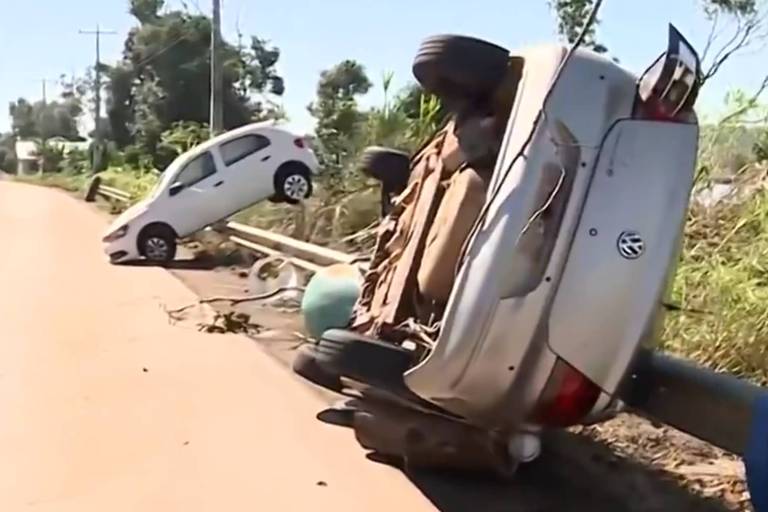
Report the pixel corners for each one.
[103,238,139,264]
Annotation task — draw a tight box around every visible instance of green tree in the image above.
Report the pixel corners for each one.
[8,85,84,141]
[106,2,286,166]
[551,0,767,84]
[549,0,607,53]
[308,60,372,188]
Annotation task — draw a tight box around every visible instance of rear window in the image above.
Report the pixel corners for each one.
[221,134,271,166]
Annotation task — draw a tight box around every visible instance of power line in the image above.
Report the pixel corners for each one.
[133,32,190,69]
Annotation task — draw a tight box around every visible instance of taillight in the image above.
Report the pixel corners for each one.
[533,359,602,427]
[635,25,701,123]
[294,138,305,149]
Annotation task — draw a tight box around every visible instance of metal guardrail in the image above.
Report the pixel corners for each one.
[624,350,768,455]
[221,221,369,274]
[84,176,132,204]
[625,350,768,510]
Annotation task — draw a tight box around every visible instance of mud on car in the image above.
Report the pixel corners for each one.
[295,26,702,474]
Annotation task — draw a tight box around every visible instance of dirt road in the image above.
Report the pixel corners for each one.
[0,181,749,512]
[0,181,437,511]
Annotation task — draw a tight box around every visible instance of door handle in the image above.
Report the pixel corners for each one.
[261,155,272,162]
[214,180,224,187]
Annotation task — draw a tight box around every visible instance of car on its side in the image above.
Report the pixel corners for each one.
[103,122,319,264]
[295,26,703,473]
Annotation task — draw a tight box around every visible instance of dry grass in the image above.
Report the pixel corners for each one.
[662,167,768,385]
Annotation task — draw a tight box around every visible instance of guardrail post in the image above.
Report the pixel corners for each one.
[85,175,101,202]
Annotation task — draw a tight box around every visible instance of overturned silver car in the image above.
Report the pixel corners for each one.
[295,25,702,474]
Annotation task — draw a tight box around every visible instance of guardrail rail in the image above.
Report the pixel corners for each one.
[85,176,132,204]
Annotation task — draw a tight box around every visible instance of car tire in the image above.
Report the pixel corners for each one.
[137,224,177,264]
[274,163,313,205]
[359,147,411,194]
[412,34,510,104]
[293,329,414,393]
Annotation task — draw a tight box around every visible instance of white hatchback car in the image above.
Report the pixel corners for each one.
[103,122,319,264]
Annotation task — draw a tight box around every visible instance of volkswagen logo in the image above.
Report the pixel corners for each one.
[617,231,645,260]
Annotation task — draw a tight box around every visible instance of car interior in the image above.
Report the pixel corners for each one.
[350,42,527,359]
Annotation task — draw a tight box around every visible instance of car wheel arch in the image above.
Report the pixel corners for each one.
[136,222,178,249]
[273,161,312,189]
[273,161,314,203]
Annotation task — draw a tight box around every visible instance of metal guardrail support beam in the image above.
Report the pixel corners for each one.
[224,221,364,269]
[624,349,768,456]
[228,235,324,274]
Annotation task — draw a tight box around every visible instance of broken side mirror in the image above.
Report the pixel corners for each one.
[637,24,701,120]
[169,182,185,197]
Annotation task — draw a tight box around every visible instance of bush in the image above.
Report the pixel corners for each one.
[61,148,90,174]
[0,147,17,172]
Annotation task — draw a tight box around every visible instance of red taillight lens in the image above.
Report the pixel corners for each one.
[534,359,602,428]
[294,138,305,149]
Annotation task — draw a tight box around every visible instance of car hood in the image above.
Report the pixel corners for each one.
[104,199,151,236]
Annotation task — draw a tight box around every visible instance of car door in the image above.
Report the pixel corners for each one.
[217,133,277,211]
[162,150,233,236]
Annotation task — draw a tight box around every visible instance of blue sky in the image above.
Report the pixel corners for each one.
[1,0,766,135]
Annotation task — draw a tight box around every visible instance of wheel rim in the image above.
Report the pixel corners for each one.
[145,237,169,260]
[284,174,309,200]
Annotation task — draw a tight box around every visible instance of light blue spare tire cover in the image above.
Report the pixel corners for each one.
[301,264,363,339]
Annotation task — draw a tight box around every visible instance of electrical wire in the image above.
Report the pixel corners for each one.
[132,32,190,69]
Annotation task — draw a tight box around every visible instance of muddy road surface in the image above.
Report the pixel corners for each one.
[0,181,749,511]
[0,182,434,511]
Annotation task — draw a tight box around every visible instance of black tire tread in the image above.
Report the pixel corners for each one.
[308,329,414,392]
[274,162,313,204]
[137,224,177,263]
[413,34,510,102]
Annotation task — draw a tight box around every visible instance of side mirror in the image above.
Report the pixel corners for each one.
[169,182,185,197]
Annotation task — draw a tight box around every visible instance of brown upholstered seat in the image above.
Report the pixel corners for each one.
[417,167,489,303]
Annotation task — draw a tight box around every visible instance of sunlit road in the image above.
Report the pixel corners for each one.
[0,181,434,511]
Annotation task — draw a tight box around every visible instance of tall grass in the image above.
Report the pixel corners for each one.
[663,168,768,384]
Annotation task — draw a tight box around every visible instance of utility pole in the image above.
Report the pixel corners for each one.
[210,0,224,135]
[38,78,56,175]
[42,79,50,105]
[79,25,116,173]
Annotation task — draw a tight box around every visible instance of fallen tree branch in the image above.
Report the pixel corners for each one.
[165,286,307,318]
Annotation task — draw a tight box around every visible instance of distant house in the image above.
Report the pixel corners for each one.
[15,140,39,175]
[47,137,91,155]
[13,138,91,175]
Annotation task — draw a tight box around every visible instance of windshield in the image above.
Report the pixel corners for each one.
[148,152,192,199]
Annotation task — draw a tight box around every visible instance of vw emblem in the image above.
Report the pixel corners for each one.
[617,231,645,260]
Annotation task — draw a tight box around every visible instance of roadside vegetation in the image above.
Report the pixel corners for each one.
[2,0,767,383]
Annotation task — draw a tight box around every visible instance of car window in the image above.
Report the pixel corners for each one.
[220,134,271,166]
[173,152,216,188]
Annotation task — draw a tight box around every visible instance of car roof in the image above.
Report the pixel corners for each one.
[190,121,298,155]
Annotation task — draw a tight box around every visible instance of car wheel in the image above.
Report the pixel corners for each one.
[293,329,414,394]
[275,163,313,204]
[358,147,411,194]
[412,34,510,105]
[137,225,177,264]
